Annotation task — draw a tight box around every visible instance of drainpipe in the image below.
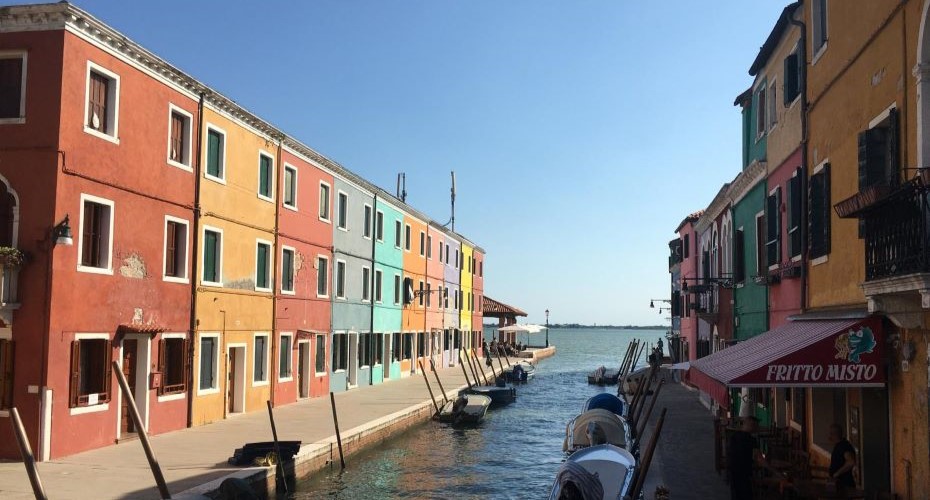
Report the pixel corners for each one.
[369,193,378,385]
[270,138,283,407]
[789,12,809,318]
[187,92,205,428]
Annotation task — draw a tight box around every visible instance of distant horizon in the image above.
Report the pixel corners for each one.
[482,322,669,329]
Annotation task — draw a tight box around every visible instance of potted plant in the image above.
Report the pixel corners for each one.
[0,247,25,268]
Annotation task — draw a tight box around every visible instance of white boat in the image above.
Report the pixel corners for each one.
[548,444,637,500]
[563,409,632,453]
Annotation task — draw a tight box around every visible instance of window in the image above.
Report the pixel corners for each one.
[766,188,780,268]
[419,231,426,256]
[812,0,828,58]
[392,332,401,362]
[394,220,402,248]
[283,165,297,210]
[418,281,424,307]
[332,333,347,371]
[734,229,746,283]
[809,164,831,259]
[438,285,444,309]
[683,234,690,259]
[374,334,383,365]
[202,227,223,285]
[374,269,383,303]
[363,205,372,239]
[404,224,412,251]
[362,267,371,302]
[393,274,401,305]
[438,241,444,263]
[426,282,432,308]
[783,46,802,105]
[455,249,459,268]
[359,333,370,367]
[454,289,459,310]
[281,247,295,293]
[315,335,326,374]
[167,106,192,169]
[258,153,274,200]
[755,214,766,276]
[78,194,114,273]
[69,337,111,408]
[376,211,384,241]
[417,332,426,357]
[163,217,189,282]
[791,388,806,425]
[403,333,413,360]
[788,170,802,259]
[319,182,331,221]
[255,241,272,291]
[444,287,449,309]
[279,334,293,380]
[335,260,346,299]
[859,109,900,191]
[198,335,218,392]
[0,52,26,121]
[480,261,483,277]
[427,235,432,259]
[205,126,226,182]
[445,244,450,264]
[0,339,13,410]
[317,256,329,297]
[157,336,187,396]
[254,334,268,384]
[337,192,348,229]
[755,85,766,139]
[85,63,119,140]
[811,388,845,451]
[766,78,777,131]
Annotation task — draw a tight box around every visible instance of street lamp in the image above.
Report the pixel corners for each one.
[649,299,671,308]
[545,309,550,348]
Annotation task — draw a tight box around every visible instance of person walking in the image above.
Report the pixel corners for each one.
[728,416,763,500]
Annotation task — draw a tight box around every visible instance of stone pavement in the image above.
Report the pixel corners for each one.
[640,377,730,500]
[0,364,480,499]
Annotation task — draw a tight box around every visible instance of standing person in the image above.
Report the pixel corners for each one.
[828,424,857,493]
[728,416,763,500]
[656,337,664,356]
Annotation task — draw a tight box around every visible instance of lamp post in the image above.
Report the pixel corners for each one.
[545,309,549,348]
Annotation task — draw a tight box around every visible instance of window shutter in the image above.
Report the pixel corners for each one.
[0,340,13,409]
[858,128,887,190]
[734,229,745,282]
[204,232,217,282]
[69,340,81,407]
[102,340,112,403]
[822,164,831,256]
[790,173,802,257]
[157,338,166,396]
[166,222,177,277]
[182,339,191,393]
[886,108,899,186]
[207,131,221,176]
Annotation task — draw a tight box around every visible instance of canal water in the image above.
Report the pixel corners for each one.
[292,327,664,499]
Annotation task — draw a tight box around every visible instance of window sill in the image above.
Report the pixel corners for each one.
[69,402,109,416]
[281,289,296,296]
[315,371,328,377]
[163,275,190,285]
[278,376,294,383]
[337,226,348,232]
[196,387,220,396]
[157,392,186,403]
[319,217,331,224]
[257,194,274,203]
[167,159,193,172]
[204,174,227,185]
[84,127,120,145]
[317,294,330,299]
[77,265,113,275]
[811,255,829,267]
[201,281,224,288]
[283,204,298,212]
[0,117,25,125]
[254,286,272,293]
[811,42,828,66]
[252,380,269,387]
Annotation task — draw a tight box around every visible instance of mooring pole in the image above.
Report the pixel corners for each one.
[637,380,665,439]
[457,351,474,389]
[329,392,346,469]
[471,349,490,386]
[620,340,639,397]
[111,362,171,499]
[10,407,47,500]
[265,401,288,494]
[428,359,450,403]
[628,408,668,500]
[463,346,481,385]
[494,348,506,382]
[616,340,635,396]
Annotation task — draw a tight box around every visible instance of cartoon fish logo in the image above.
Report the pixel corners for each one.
[841,327,876,363]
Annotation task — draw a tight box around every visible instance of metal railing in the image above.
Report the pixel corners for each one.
[863,181,929,281]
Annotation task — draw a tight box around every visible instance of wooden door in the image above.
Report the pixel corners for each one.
[297,343,308,398]
[121,339,138,434]
[227,348,237,414]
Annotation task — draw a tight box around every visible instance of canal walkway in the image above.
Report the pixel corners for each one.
[0,364,483,499]
[641,376,730,499]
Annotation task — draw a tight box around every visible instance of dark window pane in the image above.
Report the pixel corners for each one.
[0,57,24,119]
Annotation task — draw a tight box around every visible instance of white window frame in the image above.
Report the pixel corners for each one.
[767,77,777,132]
[363,204,373,240]
[0,50,27,124]
[419,231,426,257]
[203,123,227,185]
[68,333,112,415]
[156,332,188,403]
[404,224,412,252]
[811,0,828,65]
[393,273,401,306]
[76,193,115,275]
[316,255,329,298]
[318,181,331,223]
[162,215,190,284]
[283,163,298,211]
[254,238,273,293]
[755,83,767,141]
[83,60,120,144]
[166,104,193,171]
[201,225,224,287]
[375,210,384,242]
[196,332,221,396]
[252,332,270,387]
[361,266,371,302]
[257,150,275,202]
[374,269,383,303]
[314,334,328,376]
[278,332,294,382]
[335,259,347,300]
[336,190,349,231]
[426,235,432,260]
[281,245,296,295]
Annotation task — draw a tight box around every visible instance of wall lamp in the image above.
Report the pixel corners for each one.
[649,299,672,308]
[657,307,671,315]
[54,215,73,246]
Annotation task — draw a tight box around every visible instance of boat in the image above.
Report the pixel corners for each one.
[435,394,492,424]
[583,393,625,417]
[563,408,632,453]
[620,367,653,396]
[587,366,619,385]
[463,385,516,407]
[548,444,637,500]
[228,441,302,466]
[501,359,535,383]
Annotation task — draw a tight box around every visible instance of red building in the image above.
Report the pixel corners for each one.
[675,211,702,361]
[274,146,334,403]
[0,6,197,459]
[471,248,484,356]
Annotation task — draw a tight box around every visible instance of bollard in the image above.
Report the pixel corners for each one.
[329,392,346,469]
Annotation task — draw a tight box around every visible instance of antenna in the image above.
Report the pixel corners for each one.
[396,173,408,202]
[450,171,456,232]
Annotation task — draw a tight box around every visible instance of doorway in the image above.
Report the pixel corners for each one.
[442,329,451,367]
[859,388,890,493]
[120,338,138,436]
[297,340,310,399]
[226,344,246,414]
[347,333,358,387]
[117,335,150,441]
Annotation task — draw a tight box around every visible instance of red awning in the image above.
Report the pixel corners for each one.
[690,318,884,408]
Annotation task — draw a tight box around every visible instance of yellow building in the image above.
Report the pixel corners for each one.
[459,243,473,350]
[191,105,279,425]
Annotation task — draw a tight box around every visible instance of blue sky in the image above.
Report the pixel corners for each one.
[31,0,787,325]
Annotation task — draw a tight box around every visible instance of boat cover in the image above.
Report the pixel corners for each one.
[563,409,628,451]
[584,393,625,416]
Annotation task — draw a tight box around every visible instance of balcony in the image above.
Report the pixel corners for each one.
[0,265,19,327]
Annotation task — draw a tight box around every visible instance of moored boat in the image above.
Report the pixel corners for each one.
[583,393,625,417]
[456,394,491,424]
[563,408,632,453]
[464,385,516,407]
[502,359,535,383]
[587,366,619,385]
[548,444,637,500]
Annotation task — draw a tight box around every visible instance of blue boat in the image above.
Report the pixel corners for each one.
[583,393,625,417]
[548,444,637,500]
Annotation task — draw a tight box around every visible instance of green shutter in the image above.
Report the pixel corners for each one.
[207,131,221,177]
[282,250,293,291]
[259,156,271,196]
[204,231,218,282]
[257,243,268,288]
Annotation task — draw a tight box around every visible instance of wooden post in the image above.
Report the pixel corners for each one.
[10,407,48,500]
[619,340,639,397]
[485,347,498,380]
[265,401,288,494]
[628,408,668,500]
[418,359,442,415]
[636,380,665,439]
[471,349,490,386]
[633,365,659,425]
[494,348,506,383]
[463,346,481,385]
[616,341,635,396]
[329,392,346,469]
[627,365,649,426]
[427,359,449,404]
[457,351,474,389]
[111,361,171,499]
[501,345,512,367]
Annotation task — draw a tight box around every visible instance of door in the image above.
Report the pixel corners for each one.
[120,339,138,435]
[859,388,890,493]
[347,333,358,387]
[442,329,451,367]
[227,347,237,414]
[297,342,310,399]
